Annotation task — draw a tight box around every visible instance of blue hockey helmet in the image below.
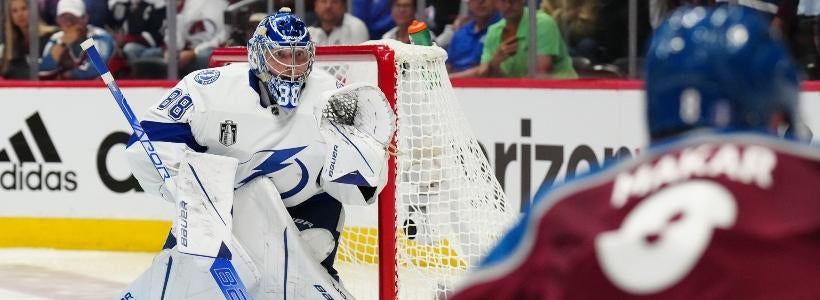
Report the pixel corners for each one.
[645,6,801,142]
[248,7,315,111]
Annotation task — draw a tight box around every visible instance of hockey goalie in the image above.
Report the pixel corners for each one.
[116,8,394,299]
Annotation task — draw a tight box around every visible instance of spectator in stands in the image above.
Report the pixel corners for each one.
[542,0,597,34]
[171,0,228,76]
[40,0,110,27]
[446,0,500,78]
[83,0,110,28]
[308,0,369,45]
[383,0,419,43]
[108,0,166,63]
[715,0,778,22]
[127,0,228,77]
[425,0,463,48]
[295,0,320,28]
[352,0,394,39]
[39,0,113,79]
[715,1,799,51]
[1,0,57,79]
[649,0,713,29]
[121,0,227,78]
[383,0,442,44]
[479,0,576,78]
[541,0,600,61]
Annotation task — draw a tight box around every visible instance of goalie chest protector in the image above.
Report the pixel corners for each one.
[183,63,340,207]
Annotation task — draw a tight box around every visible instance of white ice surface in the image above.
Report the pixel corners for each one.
[0,248,438,300]
[0,248,154,300]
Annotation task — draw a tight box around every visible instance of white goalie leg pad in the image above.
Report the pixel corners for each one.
[233,177,355,300]
[117,151,262,299]
[116,240,259,300]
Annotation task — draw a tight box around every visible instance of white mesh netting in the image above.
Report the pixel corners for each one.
[314,40,517,300]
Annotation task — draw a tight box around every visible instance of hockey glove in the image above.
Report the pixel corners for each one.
[315,83,396,187]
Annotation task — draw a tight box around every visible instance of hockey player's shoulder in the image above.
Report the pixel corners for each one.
[594,133,820,208]
[184,63,250,88]
[178,63,253,109]
[724,133,820,164]
[534,133,820,209]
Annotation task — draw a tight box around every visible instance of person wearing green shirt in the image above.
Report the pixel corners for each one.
[479,0,577,79]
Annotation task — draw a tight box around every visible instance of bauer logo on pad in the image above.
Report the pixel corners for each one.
[219,120,237,147]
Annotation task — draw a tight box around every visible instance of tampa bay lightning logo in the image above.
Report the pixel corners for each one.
[194,69,221,85]
[238,146,309,199]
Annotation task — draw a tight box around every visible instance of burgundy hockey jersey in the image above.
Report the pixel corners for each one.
[453,134,820,300]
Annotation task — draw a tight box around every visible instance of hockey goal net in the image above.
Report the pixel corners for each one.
[209,40,515,300]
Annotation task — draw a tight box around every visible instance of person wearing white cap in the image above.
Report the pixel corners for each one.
[39,0,114,79]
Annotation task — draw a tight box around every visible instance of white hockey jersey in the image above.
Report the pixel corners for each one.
[125,63,361,207]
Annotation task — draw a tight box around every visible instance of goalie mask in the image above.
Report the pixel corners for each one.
[248,7,315,111]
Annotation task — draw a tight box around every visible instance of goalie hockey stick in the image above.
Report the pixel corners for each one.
[80,39,171,182]
[81,38,249,300]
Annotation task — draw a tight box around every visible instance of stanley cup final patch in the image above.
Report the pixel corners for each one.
[219,120,237,147]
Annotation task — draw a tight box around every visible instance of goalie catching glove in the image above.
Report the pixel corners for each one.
[315,82,396,187]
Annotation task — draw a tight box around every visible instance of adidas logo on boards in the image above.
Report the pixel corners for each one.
[0,112,77,191]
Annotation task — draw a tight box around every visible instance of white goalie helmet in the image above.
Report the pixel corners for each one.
[248,7,315,110]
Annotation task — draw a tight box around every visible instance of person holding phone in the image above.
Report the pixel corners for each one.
[478,0,576,78]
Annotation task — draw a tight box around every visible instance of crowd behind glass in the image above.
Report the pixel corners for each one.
[0,0,817,80]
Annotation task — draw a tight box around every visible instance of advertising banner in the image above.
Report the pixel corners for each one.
[0,87,172,220]
[1,85,818,226]
[457,88,646,212]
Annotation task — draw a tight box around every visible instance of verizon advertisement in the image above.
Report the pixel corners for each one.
[457,88,647,211]
[1,85,819,220]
